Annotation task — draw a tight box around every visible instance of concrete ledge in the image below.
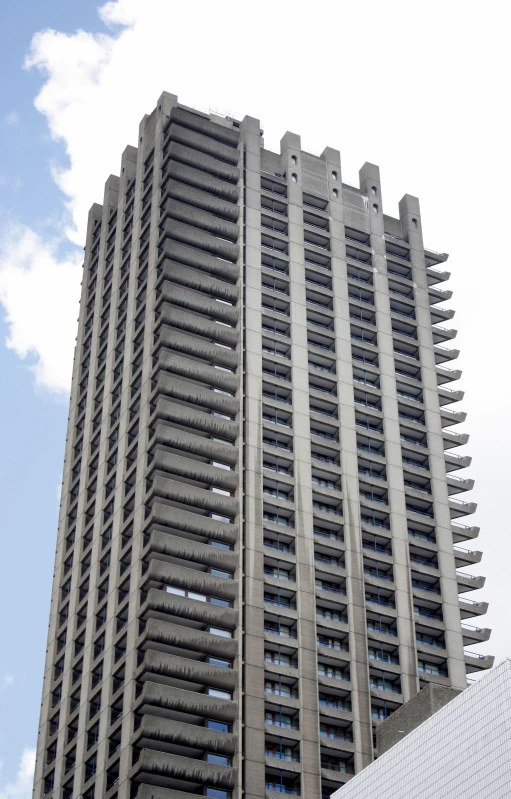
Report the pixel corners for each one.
[146,559,238,601]
[131,748,236,788]
[143,587,238,629]
[134,713,236,755]
[141,617,238,659]
[154,372,239,416]
[144,649,238,691]
[140,681,237,721]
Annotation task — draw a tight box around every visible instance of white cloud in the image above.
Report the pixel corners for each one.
[0,749,36,799]
[0,223,81,393]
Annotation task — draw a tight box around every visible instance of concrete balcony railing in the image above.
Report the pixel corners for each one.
[430,306,455,324]
[143,559,238,603]
[152,371,239,418]
[145,500,239,547]
[431,325,457,344]
[445,452,472,472]
[130,748,236,790]
[140,618,238,661]
[141,586,237,631]
[156,255,240,305]
[433,344,460,364]
[133,713,236,756]
[458,596,489,619]
[160,195,240,241]
[145,528,238,572]
[461,623,491,646]
[142,649,238,693]
[137,681,237,724]
[436,365,462,385]
[438,385,465,405]
[153,420,238,467]
[449,497,477,519]
[446,474,474,495]
[451,522,480,544]
[464,651,495,673]
[453,546,482,568]
[440,407,466,426]
[456,571,486,592]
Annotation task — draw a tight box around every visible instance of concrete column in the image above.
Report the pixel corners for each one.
[399,194,467,689]
[331,154,374,771]
[241,114,267,799]
[359,164,419,703]
[281,131,322,799]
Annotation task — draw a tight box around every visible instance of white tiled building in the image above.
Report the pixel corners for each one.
[333,659,511,799]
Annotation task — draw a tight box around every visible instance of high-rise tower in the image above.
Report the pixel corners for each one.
[33,92,493,799]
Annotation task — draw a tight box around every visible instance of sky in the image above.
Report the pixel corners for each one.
[0,0,509,790]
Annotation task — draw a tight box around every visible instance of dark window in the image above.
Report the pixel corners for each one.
[89,691,101,719]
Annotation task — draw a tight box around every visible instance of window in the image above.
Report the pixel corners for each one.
[205,790,231,799]
[51,686,62,707]
[412,217,418,228]
[206,753,232,766]
[89,691,101,719]
[206,719,231,732]
[208,626,233,638]
[291,173,297,183]
[165,586,232,607]
[44,771,55,794]
[207,688,232,700]
[85,753,97,780]
[332,171,338,180]
[207,657,231,669]
[54,657,65,680]
[332,188,338,198]
[371,186,377,195]
[291,155,297,165]
[209,568,232,579]
[373,203,379,213]
[49,711,60,735]
[87,721,100,749]
[91,662,103,688]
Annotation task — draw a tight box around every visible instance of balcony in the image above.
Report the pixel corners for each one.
[461,622,491,646]
[458,596,489,619]
[444,452,472,473]
[385,240,411,261]
[430,306,455,324]
[453,546,482,568]
[438,386,464,406]
[428,285,453,305]
[446,475,474,495]
[433,344,459,365]
[464,651,494,673]
[440,407,466,427]
[436,365,462,385]
[456,571,486,592]
[130,749,236,790]
[432,325,457,344]
[451,522,480,544]
[449,497,477,519]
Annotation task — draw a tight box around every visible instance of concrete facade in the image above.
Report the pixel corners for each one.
[332,659,511,798]
[33,93,492,799]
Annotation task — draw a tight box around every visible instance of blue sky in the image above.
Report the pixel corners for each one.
[0,0,106,789]
[0,0,510,792]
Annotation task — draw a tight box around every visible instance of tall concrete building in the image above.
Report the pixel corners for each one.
[33,92,493,799]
